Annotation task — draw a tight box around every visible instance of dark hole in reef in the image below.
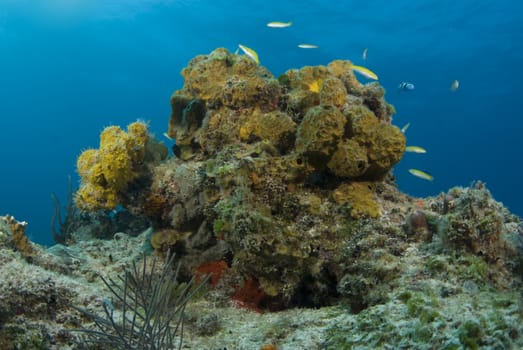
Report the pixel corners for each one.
[296,157,303,165]
[348,298,366,314]
[240,266,343,312]
[277,132,296,155]
[172,144,181,158]
[190,139,202,154]
[223,250,234,268]
[169,240,188,257]
[305,170,342,190]
[305,172,326,187]
[247,134,261,143]
[99,175,108,187]
[288,269,340,309]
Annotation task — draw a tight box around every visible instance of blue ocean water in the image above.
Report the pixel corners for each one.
[1,0,522,246]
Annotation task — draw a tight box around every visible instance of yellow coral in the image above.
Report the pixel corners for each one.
[127,121,148,145]
[127,121,149,162]
[75,121,149,211]
[99,147,134,190]
[76,149,98,179]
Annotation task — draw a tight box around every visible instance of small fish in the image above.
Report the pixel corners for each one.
[297,43,319,49]
[362,47,368,61]
[405,145,427,154]
[409,168,434,181]
[350,64,379,80]
[163,132,174,141]
[450,79,459,92]
[238,44,259,64]
[400,122,410,133]
[398,82,415,92]
[267,21,292,28]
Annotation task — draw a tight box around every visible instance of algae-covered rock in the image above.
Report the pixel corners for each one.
[430,182,523,275]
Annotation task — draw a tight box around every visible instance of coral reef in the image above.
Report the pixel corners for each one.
[69,48,519,314]
[139,48,407,307]
[1,48,521,349]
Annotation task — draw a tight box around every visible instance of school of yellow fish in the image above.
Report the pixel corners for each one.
[236,20,460,183]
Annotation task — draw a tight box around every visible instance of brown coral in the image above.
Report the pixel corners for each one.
[2,215,33,257]
[320,77,347,107]
[239,109,296,153]
[327,139,369,178]
[295,105,347,169]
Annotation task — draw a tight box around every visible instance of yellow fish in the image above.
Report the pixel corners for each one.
[267,21,292,28]
[298,43,319,49]
[238,44,259,64]
[401,122,410,133]
[405,145,427,154]
[409,169,434,181]
[308,78,323,93]
[450,79,459,92]
[350,64,378,80]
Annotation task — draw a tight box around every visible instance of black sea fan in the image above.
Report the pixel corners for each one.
[72,253,207,350]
